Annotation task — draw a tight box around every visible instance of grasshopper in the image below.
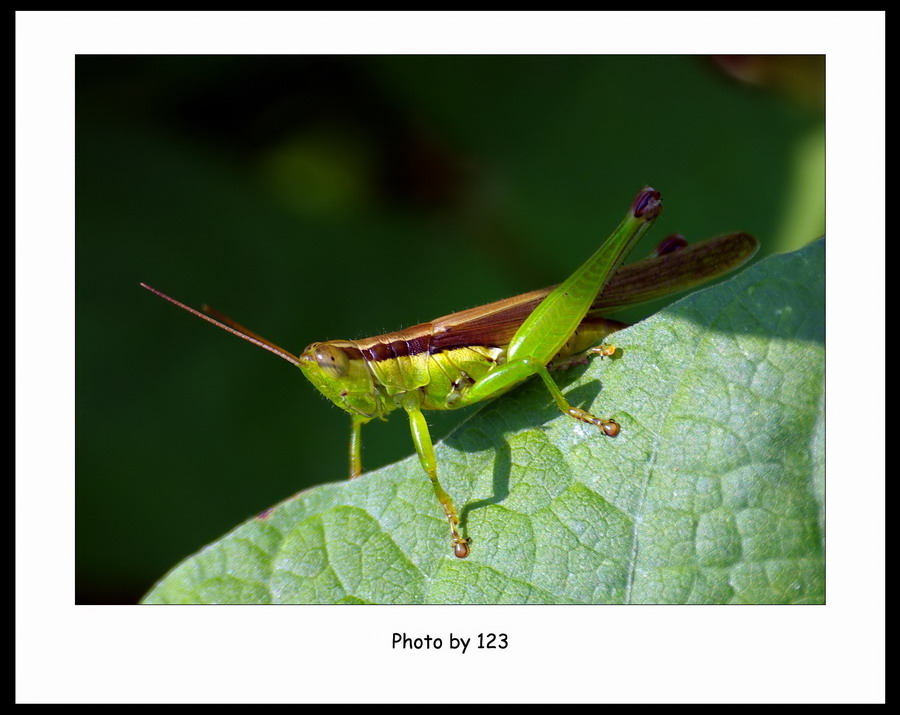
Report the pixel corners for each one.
[142,187,757,558]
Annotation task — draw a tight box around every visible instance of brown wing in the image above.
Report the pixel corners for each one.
[429,232,757,353]
[587,232,758,313]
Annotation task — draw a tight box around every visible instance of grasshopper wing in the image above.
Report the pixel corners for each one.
[429,232,757,353]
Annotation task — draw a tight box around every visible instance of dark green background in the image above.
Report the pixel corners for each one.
[76,55,823,604]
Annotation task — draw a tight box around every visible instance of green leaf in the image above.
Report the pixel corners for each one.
[143,238,824,604]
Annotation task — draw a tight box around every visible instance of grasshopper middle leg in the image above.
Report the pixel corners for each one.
[399,393,470,558]
[464,356,620,437]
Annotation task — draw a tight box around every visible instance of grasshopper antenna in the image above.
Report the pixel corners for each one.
[140,283,302,367]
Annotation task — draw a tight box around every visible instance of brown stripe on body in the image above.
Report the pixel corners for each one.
[354,324,435,363]
[361,342,392,362]
[349,302,534,359]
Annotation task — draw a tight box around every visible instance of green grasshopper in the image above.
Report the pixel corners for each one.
[142,187,757,558]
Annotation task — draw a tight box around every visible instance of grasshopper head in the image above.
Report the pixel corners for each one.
[298,341,380,418]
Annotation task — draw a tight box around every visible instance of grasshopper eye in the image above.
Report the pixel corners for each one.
[314,344,349,379]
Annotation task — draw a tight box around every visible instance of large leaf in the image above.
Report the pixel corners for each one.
[143,238,824,604]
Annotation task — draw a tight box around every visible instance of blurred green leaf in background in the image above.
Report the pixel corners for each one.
[76,55,824,603]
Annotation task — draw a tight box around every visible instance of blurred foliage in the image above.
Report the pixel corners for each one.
[76,55,824,603]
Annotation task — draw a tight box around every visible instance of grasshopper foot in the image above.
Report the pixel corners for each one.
[449,519,470,558]
[453,536,470,559]
[587,343,618,359]
[548,343,620,372]
[440,501,470,558]
[567,406,620,437]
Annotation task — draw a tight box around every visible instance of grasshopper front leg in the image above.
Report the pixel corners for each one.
[398,392,470,558]
[462,188,662,433]
[349,416,367,479]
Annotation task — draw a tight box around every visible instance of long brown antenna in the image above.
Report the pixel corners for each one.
[140,283,302,367]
